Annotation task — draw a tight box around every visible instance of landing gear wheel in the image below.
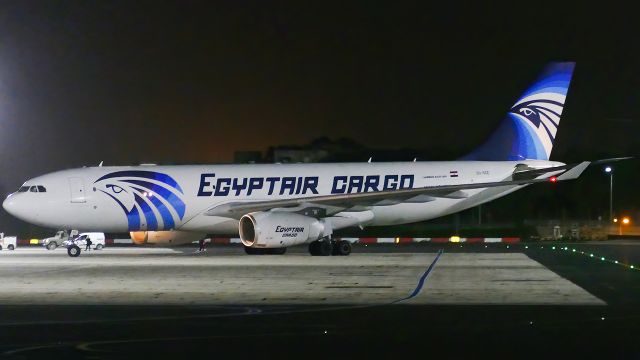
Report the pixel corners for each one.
[335,240,351,256]
[309,239,333,256]
[95,244,104,250]
[318,240,333,256]
[331,240,340,255]
[67,245,81,257]
[308,241,320,256]
[8,244,15,251]
[46,242,57,250]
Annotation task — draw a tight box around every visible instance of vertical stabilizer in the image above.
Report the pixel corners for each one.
[462,62,575,161]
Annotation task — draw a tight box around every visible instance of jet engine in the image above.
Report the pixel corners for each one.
[129,230,205,245]
[239,212,332,248]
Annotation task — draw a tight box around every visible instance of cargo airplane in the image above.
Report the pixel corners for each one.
[3,62,618,257]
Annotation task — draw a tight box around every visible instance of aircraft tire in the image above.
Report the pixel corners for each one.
[331,240,340,255]
[318,240,333,256]
[336,240,351,256]
[308,241,320,256]
[67,245,81,257]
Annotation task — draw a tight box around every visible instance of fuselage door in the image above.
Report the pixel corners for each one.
[68,177,86,203]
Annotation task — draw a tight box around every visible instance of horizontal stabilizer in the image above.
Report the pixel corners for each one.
[557,161,590,180]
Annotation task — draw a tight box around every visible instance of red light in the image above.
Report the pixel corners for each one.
[549,176,557,183]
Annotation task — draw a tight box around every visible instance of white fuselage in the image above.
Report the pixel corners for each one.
[2,160,562,234]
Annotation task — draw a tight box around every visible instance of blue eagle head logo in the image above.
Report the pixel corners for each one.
[509,97,564,155]
[510,99,563,129]
[94,171,186,231]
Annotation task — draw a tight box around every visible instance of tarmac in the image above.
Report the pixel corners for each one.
[0,247,603,306]
[0,242,638,357]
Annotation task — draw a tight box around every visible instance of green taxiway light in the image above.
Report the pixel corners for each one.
[572,249,576,252]
[631,265,635,269]
[590,254,594,257]
[601,257,605,261]
[552,246,556,250]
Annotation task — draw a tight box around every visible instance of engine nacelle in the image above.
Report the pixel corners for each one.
[239,212,332,248]
[130,231,205,246]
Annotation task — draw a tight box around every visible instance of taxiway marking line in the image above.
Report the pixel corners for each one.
[393,249,443,303]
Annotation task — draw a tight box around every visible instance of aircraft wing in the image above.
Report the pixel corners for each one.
[204,160,606,219]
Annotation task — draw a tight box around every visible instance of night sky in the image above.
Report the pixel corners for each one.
[1,2,639,234]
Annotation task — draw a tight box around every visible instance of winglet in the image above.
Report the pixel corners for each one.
[557,161,590,180]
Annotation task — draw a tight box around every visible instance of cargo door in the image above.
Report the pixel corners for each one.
[68,177,86,203]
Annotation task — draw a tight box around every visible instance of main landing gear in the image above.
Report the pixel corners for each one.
[308,238,351,256]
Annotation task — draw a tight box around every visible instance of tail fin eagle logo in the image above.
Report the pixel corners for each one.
[94,171,186,231]
[462,62,575,161]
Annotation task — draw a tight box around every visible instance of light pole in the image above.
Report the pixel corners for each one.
[605,166,613,221]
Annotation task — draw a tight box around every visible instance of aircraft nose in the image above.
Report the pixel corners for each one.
[2,195,29,220]
[3,196,14,214]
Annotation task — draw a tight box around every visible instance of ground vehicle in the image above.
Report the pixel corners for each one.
[42,230,78,250]
[63,232,106,251]
[0,233,17,250]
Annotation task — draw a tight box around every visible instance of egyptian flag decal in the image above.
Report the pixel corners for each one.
[450,171,459,178]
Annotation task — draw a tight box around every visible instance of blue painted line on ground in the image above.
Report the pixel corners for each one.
[392,249,443,304]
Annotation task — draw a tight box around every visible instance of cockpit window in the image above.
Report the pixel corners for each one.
[19,185,46,193]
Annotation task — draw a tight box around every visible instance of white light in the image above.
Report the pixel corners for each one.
[605,166,612,173]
